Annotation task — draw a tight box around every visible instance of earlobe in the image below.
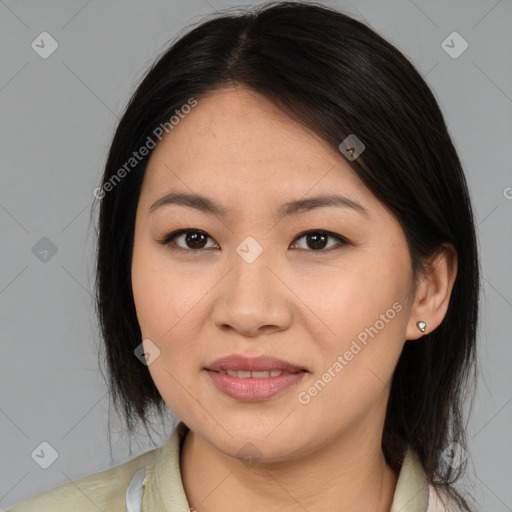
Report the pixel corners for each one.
[405,243,458,341]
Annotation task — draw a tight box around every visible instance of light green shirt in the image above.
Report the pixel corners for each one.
[8,421,451,511]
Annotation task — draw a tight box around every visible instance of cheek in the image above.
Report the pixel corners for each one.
[297,256,405,343]
[131,239,202,341]
[131,241,168,338]
[131,238,223,397]
[295,296,406,431]
[297,252,408,397]
[131,241,206,416]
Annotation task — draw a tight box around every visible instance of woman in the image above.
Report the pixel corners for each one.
[9,1,479,511]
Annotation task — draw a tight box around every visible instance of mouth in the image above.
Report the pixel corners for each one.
[203,354,308,402]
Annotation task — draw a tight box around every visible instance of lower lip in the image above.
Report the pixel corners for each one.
[205,370,306,402]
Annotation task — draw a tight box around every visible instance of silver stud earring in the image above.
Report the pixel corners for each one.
[417,320,426,333]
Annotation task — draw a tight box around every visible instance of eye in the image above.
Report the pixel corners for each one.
[156,229,219,252]
[289,230,348,252]
[156,229,349,253]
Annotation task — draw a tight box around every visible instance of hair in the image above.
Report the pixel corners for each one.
[91,2,480,510]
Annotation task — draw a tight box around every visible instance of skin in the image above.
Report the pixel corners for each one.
[131,85,458,512]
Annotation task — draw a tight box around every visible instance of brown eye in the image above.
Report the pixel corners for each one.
[157,229,218,251]
[182,231,208,250]
[305,233,328,250]
[290,230,348,252]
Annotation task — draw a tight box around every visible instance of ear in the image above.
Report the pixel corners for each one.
[406,242,458,341]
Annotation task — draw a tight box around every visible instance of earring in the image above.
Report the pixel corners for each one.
[417,321,426,333]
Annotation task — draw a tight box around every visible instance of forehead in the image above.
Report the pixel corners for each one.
[140,86,381,217]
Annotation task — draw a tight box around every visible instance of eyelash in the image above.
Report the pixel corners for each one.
[156,229,350,254]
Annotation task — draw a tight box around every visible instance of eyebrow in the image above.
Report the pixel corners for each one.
[149,192,369,219]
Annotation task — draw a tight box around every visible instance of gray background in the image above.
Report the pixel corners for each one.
[1,0,511,510]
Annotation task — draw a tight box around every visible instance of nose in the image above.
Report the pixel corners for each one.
[211,244,293,337]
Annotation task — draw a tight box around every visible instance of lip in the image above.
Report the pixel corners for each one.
[205,354,306,373]
[204,354,308,402]
[205,370,306,402]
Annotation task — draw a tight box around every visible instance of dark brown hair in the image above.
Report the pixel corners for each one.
[92,2,479,510]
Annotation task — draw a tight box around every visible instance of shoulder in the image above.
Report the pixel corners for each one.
[427,484,463,512]
[391,445,464,512]
[7,446,160,512]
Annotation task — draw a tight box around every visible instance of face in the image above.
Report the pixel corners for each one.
[131,86,417,463]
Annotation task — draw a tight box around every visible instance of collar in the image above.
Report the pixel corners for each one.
[140,421,430,511]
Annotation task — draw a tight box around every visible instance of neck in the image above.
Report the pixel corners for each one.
[180,423,398,512]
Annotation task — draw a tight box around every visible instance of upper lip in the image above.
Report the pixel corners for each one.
[205,354,307,373]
